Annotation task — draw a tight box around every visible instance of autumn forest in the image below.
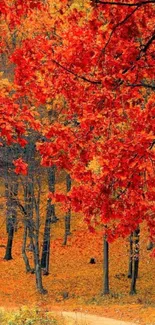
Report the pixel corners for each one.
[0,0,155,324]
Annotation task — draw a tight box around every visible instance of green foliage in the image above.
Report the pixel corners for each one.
[0,307,57,325]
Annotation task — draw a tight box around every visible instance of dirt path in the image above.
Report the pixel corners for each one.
[55,311,137,325]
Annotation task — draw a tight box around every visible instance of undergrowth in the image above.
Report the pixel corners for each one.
[0,307,57,325]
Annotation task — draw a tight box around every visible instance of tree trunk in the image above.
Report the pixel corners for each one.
[48,166,58,224]
[34,201,47,294]
[26,142,46,293]
[4,177,18,261]
[22,225,33,273]
[4,225,14,260]
[41,199,52,275]
[102,236,110,295]
[130,227,140,295]
[63,209,71,245]
[35,236,47,294]
[22,142,35,269]
[41,166,57,274]
[128,233,133,278]
[63,174,71,245]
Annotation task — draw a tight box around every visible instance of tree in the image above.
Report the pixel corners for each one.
[1,0,155,296]
[3,146,19,260]
[41,165,58,275]
[63,174,72,245]
[34,0,155,294]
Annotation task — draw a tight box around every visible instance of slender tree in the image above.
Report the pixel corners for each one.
[130,227,140,295]
[41,165,58,275]
[102,235,110,295]
[63,174,71,245]
[3,146,18,260]
[128,233,133,279]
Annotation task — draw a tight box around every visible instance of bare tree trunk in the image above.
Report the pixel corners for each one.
[22,176,34,271]
[41,166,57,274]
[35,240,47,294]
[20,142,35,271]
[48,166,58,224]
[22,225,33,273]
[128,233,133,278]
[130,227,140,295]
[63,174,71,245]
[4,166,18,260]
[21,142,46,293]
[41,199,52,275]
[35,228,47,294]
[34,186,47,294]
[4,225,14,260]
[102,235,110,295]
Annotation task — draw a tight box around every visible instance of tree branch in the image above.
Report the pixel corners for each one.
[53,59,101,85]
[149,140,155,150]
[97,0,155,7]
[127,82,155,89]
[141,32,155,54]
[95,5,139,69]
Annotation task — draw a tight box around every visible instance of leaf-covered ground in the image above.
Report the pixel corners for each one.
[0,179,155,325]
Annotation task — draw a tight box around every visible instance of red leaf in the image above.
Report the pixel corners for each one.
[13,158,28,175]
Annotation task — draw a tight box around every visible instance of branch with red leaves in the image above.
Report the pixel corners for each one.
[95,0,155,6]
[53,60,101,85]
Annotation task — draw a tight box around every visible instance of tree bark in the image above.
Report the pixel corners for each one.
[48,166,58,224]
[35,235,47,294]
[34,195,47,294]
[22,225,33,273]
[102,236,110,295]
[41,166,57,274]
[130,227,140,295]
[22,142,46,293]
[4,225,14,260]
[127,233,133,278]
[41,199,52,275]
[63,174,71,245]
[4,176,18,260]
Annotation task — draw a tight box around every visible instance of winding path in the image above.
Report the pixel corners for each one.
[56,311,137,325]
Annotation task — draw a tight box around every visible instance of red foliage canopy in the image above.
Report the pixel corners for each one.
[1,0,155,242]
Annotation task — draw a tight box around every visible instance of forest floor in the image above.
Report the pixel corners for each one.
[0,176,155,325]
